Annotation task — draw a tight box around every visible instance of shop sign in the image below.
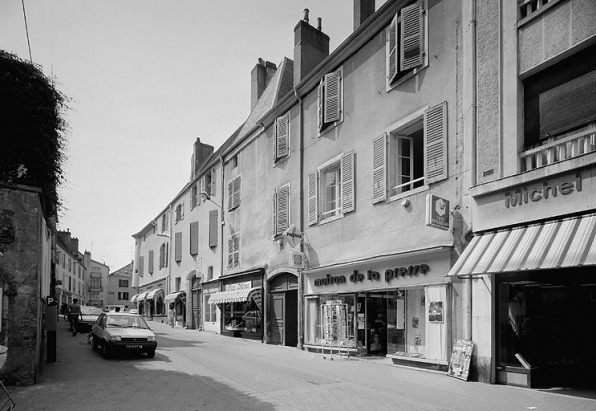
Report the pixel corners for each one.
[425,194,450,230]
[225,281,251,291]
[283,224,303,248]
[314,265,429,287]
[504,173,582,208]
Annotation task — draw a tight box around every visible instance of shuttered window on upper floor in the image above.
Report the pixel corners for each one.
[317,67,343,133]
[209,210,218,248]
[190,221,199,255]
[148,250,154,274]
[227,175,241,211]
[175,232,182,262]
[272,184,290,237]
[274,112,290,161]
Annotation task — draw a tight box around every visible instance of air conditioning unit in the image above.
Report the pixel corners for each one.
[289,251,306,269]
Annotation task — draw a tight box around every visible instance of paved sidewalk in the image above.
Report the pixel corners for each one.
[6,319,596,411]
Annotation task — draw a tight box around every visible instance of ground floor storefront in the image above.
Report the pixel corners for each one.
[303,248,452,370]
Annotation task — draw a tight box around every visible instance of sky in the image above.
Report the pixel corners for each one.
[1,0,386,272]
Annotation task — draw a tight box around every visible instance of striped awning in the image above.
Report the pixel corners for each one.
[146,288,164,300]
[130,293,140,303]
[164,291,185,304]
[209,287,260,304]
[448,215,596,277]
[137,291,149,301]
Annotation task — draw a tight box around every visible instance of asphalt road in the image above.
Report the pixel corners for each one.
[7,319,596,411]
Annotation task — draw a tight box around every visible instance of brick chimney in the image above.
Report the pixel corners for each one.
[192,138,214,179]
[293,9,330,86]
[251,58,277,110]
[354,0,375,30]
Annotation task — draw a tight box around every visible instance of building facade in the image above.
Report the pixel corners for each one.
[107,262,133,310]
[56,230,88,307]
[447,0,596,390]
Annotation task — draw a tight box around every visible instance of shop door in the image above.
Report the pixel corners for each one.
[367,294,387,355]
[192,290,201,330]
[285,290,298,347]
[270,293,284,345]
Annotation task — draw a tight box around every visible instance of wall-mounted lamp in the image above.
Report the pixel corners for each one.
[401,198,410,207]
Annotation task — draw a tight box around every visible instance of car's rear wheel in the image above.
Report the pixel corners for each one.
[102,341,111,358]
[92,336,98,350]
[147,349,155,358]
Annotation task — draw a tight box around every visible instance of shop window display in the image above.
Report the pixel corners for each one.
[223,300,262,335]
[305,294,355,347]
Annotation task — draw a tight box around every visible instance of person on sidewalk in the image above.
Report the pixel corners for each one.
[67,298,83,336]
[168,304,175,328]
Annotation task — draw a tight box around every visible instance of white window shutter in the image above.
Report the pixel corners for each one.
[210,168,216,196]
[317,78,324,131]
[341,151,355,213]
[227,179,233,211]
[400,3,423,71]
[324,72,341,124]
[276,185,290,235]
[233,176,241,208]
[276,113,289,159]
[386,13,399,85]
[424,101,448,184]
[227,236,234,268]
[372,134,388,204]
[200,179,205,204]
[272,189,277,238]
[181,202,184,219]
[307,171,318,225]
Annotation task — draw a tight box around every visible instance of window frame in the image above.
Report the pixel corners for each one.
[386,0,429,91]
[227,175,242,211]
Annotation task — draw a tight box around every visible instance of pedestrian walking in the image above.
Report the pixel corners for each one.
[67,298,82,336]
[168,304,175,328]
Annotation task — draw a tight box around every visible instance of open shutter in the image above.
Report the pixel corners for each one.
[400,3,423,71]
[209,210,218,247]
[276,185,290,235]
[372,134,388,204]
[190,221,199,255]
[148,250,154,274]
[233,176,241,208]
[233,235,240,267]
[227,179,234,210]
[210,168,216,196]
[317,78,324,131]
[324,72,341,124]
[308,171,318,225]
[200,178,206,204]
[227,236,234,268]
[175,232,182,262]
[386,13,399,85]
[138,256,144,278]
[276,113,290,159]
[272,189,277,238]
[341,151,355,213]
[424,102,448,184]
[181,202,185,219]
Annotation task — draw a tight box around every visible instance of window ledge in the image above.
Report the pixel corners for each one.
[388,184,429,203]
[386,64,428,93]
[318,213,344,226]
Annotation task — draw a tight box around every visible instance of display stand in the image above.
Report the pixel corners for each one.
[320,301,352,360]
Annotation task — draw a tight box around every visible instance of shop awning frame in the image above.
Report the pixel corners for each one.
[164,291,186,304]
[146,288,164,300]
[448,214,596,277]
[137,291,149,301]
[208,287,261,305]
[130,293,140,303]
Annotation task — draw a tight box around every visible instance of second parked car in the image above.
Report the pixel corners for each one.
[91,312,157,358]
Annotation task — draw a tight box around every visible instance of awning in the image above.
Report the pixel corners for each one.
[137,291,149,301]
[130,294,140,303]
[448,215,596,277]
[209,287,261,304]
[164,291,185,304]
[146,288,164,300]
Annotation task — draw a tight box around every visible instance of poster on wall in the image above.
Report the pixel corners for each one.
[447,339,474,381]
[428,301,443,322]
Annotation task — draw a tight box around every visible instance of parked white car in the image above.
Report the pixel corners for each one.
[91,312,157,358]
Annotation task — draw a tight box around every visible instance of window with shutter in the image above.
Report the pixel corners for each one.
[227,233,240,268]
[317,67,343,133]
[190,221,199,255]
[209,210,218,248]
[386,0,428,89]
[210,168,216,196]
[191,185,198,209]
[377,102,448,203]
[341,151,355,213]
[148,250,154,274]
[175,232,182,262]
[273,185,290,236]
[138,256,144,278]
[275,112,290,161]
[227,175,242,211]
[308,171,318,226]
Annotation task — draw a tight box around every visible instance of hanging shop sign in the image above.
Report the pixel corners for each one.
[425,194,450,230]
[283,224,303,248]
[504,172,582,208]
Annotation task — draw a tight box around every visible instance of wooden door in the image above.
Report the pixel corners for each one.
[270,293,285,345]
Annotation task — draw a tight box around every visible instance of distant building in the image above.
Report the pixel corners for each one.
[107,262,134,310]
[56,230,88,306]
[87,259,109,307]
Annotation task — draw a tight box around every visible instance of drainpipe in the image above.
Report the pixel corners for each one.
[295,88,304,350]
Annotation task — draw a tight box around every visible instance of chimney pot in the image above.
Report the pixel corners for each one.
[303,9,309,23]
[317,17,322,31]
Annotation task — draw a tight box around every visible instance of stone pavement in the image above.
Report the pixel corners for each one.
[6,318,596,411]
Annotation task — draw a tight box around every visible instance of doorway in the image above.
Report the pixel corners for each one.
[268,273,298,347]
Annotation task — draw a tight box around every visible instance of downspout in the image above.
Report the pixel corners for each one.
[218,155,225,335]
[295,88,304,350]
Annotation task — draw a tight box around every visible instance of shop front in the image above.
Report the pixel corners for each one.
[209,269,263,341]
[164,291,186,326]
[303,248,452,370]
[146,287,165,317]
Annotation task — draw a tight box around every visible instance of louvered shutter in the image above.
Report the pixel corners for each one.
[165,243,168,267]
[400,3,423,71]
[209,210,218,247]
[227,236,234,268]
[233,235,240,267]
[199,178,206,204]
[372,134,388,203]
[341,151,355,213]
[308,171,318,225]
[324,72,341,124]
[190,221,199,255]
[424,102,448,184]
[386,13,398,85]
[158,245,163,269]
[175,232,182,262]
[276,185,290,235]
[181,202,185,219]
[210,168,216,196]
[148,250,154,274]
[272,189,277,238]
[276,113,289,159]
[317,78,324,131]
[138,256,144,278]
[233,176,241,208]
[227,179,234,210]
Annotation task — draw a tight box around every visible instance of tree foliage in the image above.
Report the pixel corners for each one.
[0,50,69,220]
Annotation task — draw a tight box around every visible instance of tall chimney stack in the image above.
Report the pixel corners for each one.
[354,0,375,31]
[251,58,277,110]
[293,9,330,86]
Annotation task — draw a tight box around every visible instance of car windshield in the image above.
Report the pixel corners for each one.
[81,306,103,316]
[106,315,149,329]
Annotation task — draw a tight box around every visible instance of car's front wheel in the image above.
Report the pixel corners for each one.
[92,336,98,350]
[102,341,111,358]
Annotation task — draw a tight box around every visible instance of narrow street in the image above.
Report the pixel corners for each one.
[9,319,595,411]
